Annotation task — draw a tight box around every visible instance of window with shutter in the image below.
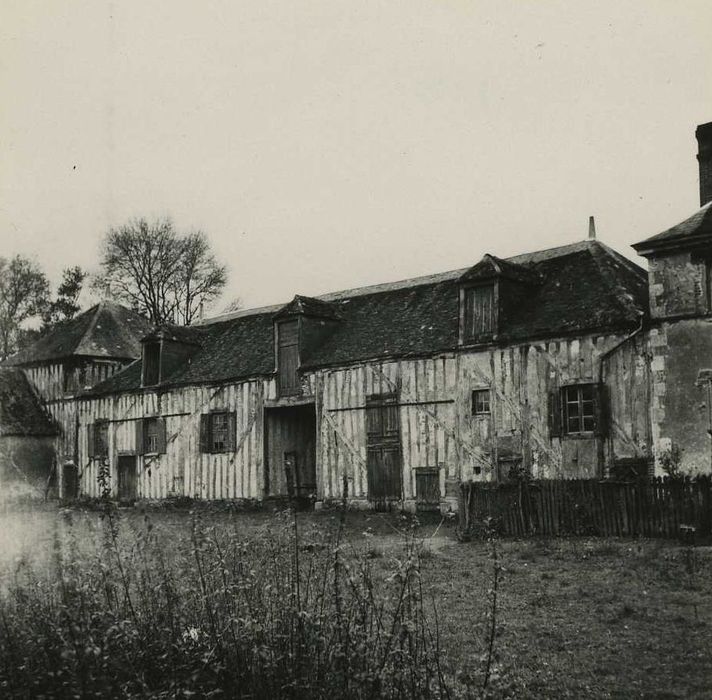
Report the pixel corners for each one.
[199,411,235,453]
[464,285,495,341]
[144,417,161,454]
[93,421,109,458]
[555,384,607,436]
[142,342,161,386]
[277,320,300,396]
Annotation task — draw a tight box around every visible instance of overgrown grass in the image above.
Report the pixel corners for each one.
[2,503,711,699]
[0,501,454,699]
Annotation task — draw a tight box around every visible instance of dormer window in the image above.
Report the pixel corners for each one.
[463,284,495,342]
[142,341,161,386]
[277,319,300,396]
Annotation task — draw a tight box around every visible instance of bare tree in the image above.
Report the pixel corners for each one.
[172,232,228,325]
[94,218,227,325]
[0,255,50,359]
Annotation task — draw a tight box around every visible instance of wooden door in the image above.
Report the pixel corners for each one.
[62,463,78,500]
[415,468,440,511]
[366,394,402,506]
[117,455,137,502]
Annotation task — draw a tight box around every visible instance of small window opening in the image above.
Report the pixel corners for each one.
[464,285,495,341]
[563,384,595,434]
[472,389,491,415]
[143,342,161,386]
[211,412,229,452]
[94,421,109,457]
[144,417,160,454]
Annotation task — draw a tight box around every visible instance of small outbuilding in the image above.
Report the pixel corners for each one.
[0,368,57,501]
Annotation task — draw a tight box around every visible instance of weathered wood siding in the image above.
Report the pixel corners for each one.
[24,360,128,403]
[67,330,650,508]
[76,379,271,500]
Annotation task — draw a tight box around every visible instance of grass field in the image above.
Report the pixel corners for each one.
[0,505,710,698]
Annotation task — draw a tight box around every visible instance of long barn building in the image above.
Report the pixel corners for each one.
[2,121,712,510]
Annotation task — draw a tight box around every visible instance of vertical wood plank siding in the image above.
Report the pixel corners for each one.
[71,332,650,504]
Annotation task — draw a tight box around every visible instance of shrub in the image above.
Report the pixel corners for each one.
[0,506,451,698]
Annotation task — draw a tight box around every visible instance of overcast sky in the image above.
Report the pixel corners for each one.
[2,1,711,314]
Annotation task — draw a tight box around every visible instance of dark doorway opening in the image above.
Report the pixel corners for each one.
[264,404,317,502]
[117,455,137,503]
[62,462,78,500]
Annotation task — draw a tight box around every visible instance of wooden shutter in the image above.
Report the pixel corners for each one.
[87,423,95,459]
[365,400,382,437]
[157,418,167,454]
[199,414,211,453]
[593,383,609,437]
[548,391,562,438]
[227,412,237,451]
[135,419,144,456]
[382,397,399,438]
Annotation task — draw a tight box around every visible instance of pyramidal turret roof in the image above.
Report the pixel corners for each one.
[4,301,153,366]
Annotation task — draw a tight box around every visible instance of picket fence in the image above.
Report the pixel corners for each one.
[459,476,712,538]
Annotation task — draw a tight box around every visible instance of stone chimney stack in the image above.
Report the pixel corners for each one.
[588,216,596,240]
[696,121,712,207]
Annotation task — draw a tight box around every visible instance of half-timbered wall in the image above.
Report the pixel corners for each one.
[68,329,651,510]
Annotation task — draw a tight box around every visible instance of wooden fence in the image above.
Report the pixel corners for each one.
[459,476,712,538]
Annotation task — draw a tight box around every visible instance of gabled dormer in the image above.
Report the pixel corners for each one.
[273,295,341,397]
[458,254,540,345]
[140,325,205,388]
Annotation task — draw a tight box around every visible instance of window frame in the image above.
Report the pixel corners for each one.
[462,283,496,343]
[561,383,597,435]
[199,410,236,454]
[211,412,229,453]
[142,341,161,387]
[144,417,160,454]
[472,388,491,415]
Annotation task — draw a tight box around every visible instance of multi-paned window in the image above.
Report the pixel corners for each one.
[211,412,229,452]
[549,383,606,438]
[199,411,236,454]
[135,417,166,455]
[463,285,495,341]
[145,417,160,453]
[472,389,491,415]
[562,384,596,434]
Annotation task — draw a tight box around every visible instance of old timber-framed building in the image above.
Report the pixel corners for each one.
[3,120,712,510]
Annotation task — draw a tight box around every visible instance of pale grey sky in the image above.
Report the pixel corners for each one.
[2,1,711,313]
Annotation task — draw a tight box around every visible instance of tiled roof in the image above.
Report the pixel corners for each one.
[0,368,56,437]
[4,302,153,366]
[142,323,210,345]
[459,254,541,285]
[275,295,343,320]
[633,201,712,255]
[86,240,648,396]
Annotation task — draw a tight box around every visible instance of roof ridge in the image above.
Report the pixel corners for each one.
[587,242,645,319]
[203,239,630,325]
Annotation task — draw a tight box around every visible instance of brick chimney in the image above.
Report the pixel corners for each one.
[696,121,712,207]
